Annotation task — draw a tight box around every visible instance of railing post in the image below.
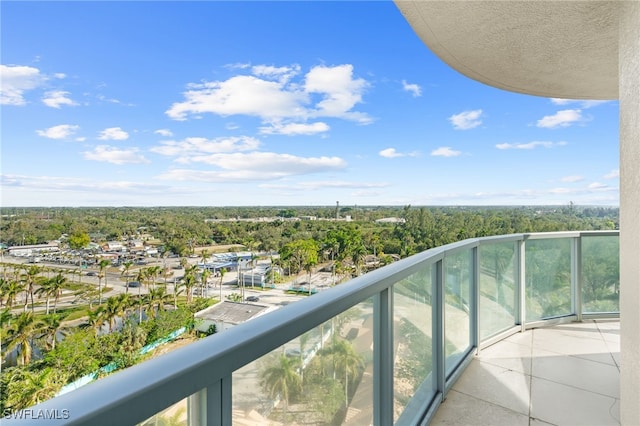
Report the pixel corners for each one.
[517,239,526,332]
[573,236,583,322]
[472,246,480,353]
[188,376,232,426]
[374,288,393,426]
[433,259,445,400]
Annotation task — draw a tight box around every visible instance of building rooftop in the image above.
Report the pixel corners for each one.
[195,301,271,325]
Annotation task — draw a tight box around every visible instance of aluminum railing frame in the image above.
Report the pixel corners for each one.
[4,230,619,426]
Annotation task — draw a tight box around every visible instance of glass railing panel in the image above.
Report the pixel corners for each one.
[393,263,434,422]
[444,250,472,376]
[138,397,188,425]
[232,301,373,425]
[525,238,571,321]
[479,242,517,340]
[582,235,620,313]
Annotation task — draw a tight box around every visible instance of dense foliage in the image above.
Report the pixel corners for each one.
[0,205,618,258]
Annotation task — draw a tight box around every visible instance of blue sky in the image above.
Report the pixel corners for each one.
[1,1,619,207]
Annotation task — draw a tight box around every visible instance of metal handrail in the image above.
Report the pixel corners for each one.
[4,230,619,425]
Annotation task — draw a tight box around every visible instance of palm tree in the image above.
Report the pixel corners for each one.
[5,311,44,365]
[298,331,312,381]
[40,314,62,351]
[162,266,174,287]
[134,268,148,321]
[200,249,210,268]
[350,244,366,277]
[1,278,24,308]
[147,265,162,291]
[121,260,134,294]
[304,258,317,295]
[23,265,42,312]
[179,257,189,270]
[183,265,198,304]
[172,280,184,309]
[97,259,111,304]
[260,354,302,417]
[35,278,54,315]
[326,338,364,408]
[117,321,147,368]
[4,368,68,411]
[86,306,106,336]
[116,293,133,321]
[104,296,124,332]
[36,273,66,314]
[148,287,171,314]
[0,308,13,341]
[0,277,8,307]
[74,267,83,283]
[218,267,227,302]
[200,268,211,298]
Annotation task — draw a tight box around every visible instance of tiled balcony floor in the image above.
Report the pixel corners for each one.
[431,320,620,426]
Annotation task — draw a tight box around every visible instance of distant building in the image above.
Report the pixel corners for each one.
[194,301,276,333]
[104,241,125,252]
[8,242,60,257]
[375,217,406,224]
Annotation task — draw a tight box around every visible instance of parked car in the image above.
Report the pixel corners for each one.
[285,348,301,357]
[127,281,141,288]
[246,296,260,302]
[86,271,97,276]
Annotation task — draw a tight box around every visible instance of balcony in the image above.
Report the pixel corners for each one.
[432,320,620,425]
[5,231,620,425]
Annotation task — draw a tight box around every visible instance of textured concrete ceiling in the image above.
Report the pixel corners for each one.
[395,1,619,100]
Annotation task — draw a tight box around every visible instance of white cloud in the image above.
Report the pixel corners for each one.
[259,122,329,135]
[98,127,129,141]
[151,136,260,158]
[158,152,346,182]
[402,80,422,97]
[166,74,306,121]
[83,145,149,164]
[379,148,419,158]
[379,148,403,158]
[550,98,609,109]
[36,124,79,139]
[166,63,371,126]
[260,180,388,191]
[604,169,619,179]
[97,94,125,105]
[1,64,44,105]
[305,64,371,123]
[54,73,66,79]
[431,147,461,157]
[2,173,167,193]
[42,90,77,108]
[448,109,483,130]
[588,182,608,190]
[561,175,584,183]
[252,64,300,83]
[496,141,567,149]
[76,137,86,142]
[536,109,582,128]
[154,129,173,137]
[225,63,251,70]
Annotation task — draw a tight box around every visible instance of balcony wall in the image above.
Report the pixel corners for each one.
[5,231,620,425]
